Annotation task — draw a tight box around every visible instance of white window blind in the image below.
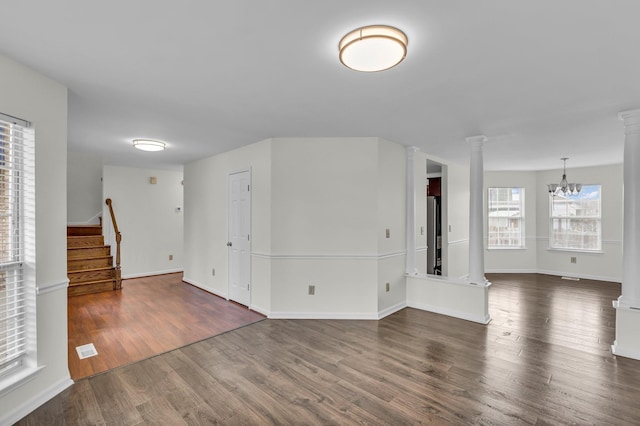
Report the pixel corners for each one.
[0,113,35,379]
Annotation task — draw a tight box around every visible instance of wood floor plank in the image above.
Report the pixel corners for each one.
[67,272,265,379]
[17,273,640,425]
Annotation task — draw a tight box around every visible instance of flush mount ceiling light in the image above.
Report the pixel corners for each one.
[133,139,166,152]
[339,25,408,72]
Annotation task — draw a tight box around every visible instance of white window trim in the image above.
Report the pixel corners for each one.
[487,187,526,250]
[548,185,602,252]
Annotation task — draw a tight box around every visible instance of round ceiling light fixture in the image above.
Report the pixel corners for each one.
[339,25,408,72]
[133,139,166,152]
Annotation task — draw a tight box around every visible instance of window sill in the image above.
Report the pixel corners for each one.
[0,365,45,398]
[547,247,604,254]
[487,247,527,251]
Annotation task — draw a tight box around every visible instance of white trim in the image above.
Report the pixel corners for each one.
[416,246,427,252]
[546,247,604,254]
[485,268,538,274]
[268,311,379,320]
[250,251,406,260]
[378,301,407,319]
[182,277,228,299]
[1,374,73,426]
[36,278,69,295]
[67,211,102,226]
[611,341,640,361]
[249,304,269,317]
[536,269,620,283]
[408,272,491,288]
[448,239,469,246]
[122,268,183,279]
[407,301,491,324]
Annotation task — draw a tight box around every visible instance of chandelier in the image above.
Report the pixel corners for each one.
[548,157,582,195]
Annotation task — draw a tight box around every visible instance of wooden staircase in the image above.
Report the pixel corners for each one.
[67,224,118,296]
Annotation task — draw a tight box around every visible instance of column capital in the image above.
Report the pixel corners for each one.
[405,145,419,155]
[466,135,487,149]
[619,109,640,135]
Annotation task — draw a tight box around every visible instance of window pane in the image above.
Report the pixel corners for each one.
[549,185,601,251]
[488,187,525,248]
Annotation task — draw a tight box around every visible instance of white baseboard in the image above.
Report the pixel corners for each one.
[485,268,538,274]
[249,304,269,317]
[122,269,183,280]
[611,340,640,361]
[407,300,491,324]
[268,311,379,320]
[182,277,227,299]
[535,269,620,283]
[378,301,407,319]
[2,376,73,426]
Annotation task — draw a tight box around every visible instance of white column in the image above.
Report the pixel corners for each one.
[618,109,640,308]
[406,146,418,275]
[467,135,487,285]
[612,109,640,360]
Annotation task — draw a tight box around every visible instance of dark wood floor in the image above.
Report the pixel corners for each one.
[18,274,640,425]
[68,273,265,380]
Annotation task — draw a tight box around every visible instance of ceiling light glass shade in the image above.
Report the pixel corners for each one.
[133,139,166,152]
[548,158,582,196]
[339,25,408,72]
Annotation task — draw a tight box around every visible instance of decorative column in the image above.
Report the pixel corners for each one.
[406,146,418,275]
[612,109,640,360]
[467,135,488,285]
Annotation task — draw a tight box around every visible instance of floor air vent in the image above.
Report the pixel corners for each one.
[76,343,98,359]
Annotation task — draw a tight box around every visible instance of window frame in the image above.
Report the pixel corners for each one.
[487,187,526,250]
[0,113,37,392]
[548,184,602,253]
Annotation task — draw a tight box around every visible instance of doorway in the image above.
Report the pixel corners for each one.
[227,170,251,307]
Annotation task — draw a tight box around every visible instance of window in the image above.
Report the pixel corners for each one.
[549,185,601,251]
[0,114,35,381]
[487,187,525,249]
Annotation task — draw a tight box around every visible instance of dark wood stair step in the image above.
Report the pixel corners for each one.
[68,267,115,284]
[68,256,113,271]
[67,225,103,236]
[68,279,115,297]
[67,235,105,247]
[67,246,111,259]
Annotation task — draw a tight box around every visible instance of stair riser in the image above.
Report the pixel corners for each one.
[68,280,115,296]
[68,257,113,270]
[67,226,102,236]
[68,247,111,259]
[69,269,114,284]
[67,236,105,247]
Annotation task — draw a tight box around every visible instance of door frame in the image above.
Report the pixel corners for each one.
[227,167,252,307]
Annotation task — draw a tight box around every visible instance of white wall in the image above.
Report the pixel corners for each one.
[536,164,623,282]
[484,171,538,273]
[0,54,72,425]
[483,164,622,282]
[270,137,380,317]
[102,165,184,278]
[67,151,103,224]
[183,139,272,313]
[442,159,470,279]
[183,137,408,319]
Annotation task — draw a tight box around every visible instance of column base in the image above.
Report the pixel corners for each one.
[611,299,640,360]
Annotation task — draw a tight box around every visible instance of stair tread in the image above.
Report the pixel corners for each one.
[68,245,110,249]
[68,266,115,274]
[68,255,112,260]
[69,278,115,286]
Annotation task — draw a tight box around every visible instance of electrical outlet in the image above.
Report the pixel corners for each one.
[212,268,215,276]
[308,285,315,295]
[386,228,390,238]
[385,282,390,292]
[570,257,577,264]
[169,254,173,260]
[420,226,424,235]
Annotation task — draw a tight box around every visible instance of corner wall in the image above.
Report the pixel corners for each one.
[67,151,103,224]
[102,165,184,278]
[0,53,71,425]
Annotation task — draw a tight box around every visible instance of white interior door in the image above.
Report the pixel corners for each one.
[228,170,251,307]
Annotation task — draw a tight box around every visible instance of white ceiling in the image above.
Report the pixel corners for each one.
[1,1,638,171]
